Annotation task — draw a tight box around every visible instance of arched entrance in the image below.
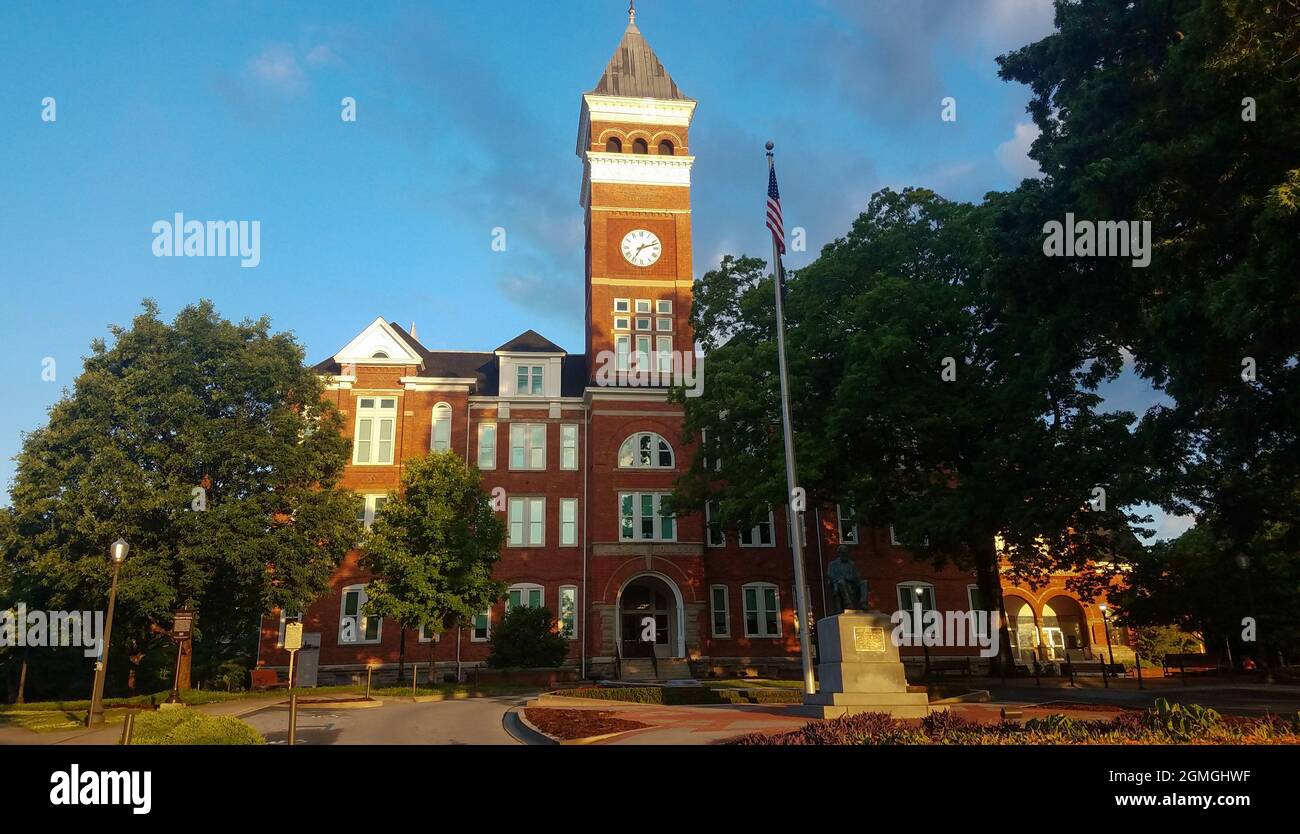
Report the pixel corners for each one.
[1042,595,1090,660]
[617,573,685,659]
[1005,597,1039,664]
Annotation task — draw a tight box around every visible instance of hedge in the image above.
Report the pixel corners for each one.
[558,686,802,706]
[131,709,265,745]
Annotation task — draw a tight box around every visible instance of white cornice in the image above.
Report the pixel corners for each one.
[582,94,697,128]
[581,151,693,207]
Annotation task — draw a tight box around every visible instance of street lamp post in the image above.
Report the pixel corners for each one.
[1098,604,1117,689]
[1235,553,1272,682]
[87,538,128,727]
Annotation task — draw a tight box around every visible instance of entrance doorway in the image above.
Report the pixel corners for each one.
[618,574,683,659]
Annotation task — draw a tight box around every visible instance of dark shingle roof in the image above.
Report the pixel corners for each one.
[494,329,567,354]
[590,16,689,101]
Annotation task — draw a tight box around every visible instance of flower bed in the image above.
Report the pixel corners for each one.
[557,685,802,706]
[728,699,1300,745]
[524,708,648,740]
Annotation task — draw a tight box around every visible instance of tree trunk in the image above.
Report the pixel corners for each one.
[397,629,406,682]
[974,536,1014,677]
[177,638,193,690]
[15,655,27,704]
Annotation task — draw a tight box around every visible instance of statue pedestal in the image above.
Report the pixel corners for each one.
[793,611,929,720]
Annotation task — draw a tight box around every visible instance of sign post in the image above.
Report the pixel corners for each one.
[283,622,303,746]
[164,610,196,706]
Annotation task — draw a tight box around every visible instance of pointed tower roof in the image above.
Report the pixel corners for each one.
[590,3,689,100]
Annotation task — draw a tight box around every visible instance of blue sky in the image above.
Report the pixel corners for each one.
[0,0,1189,538]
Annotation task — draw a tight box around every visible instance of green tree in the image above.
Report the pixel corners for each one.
[1,300,360,697]
[487,605,567,669]
[995,0,1300,665]
[675,189,1144,673]
[359,451,506,679]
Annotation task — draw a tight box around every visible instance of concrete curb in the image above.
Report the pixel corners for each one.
[263,697,383,711]
[503,706,555,745]
[930,690,992,705]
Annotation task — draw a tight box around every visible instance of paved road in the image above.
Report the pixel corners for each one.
[240,695,523,745]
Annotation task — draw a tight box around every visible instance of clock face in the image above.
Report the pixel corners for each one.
[620,229,662,267]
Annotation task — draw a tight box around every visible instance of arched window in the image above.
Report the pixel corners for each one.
[632,138,648,154]
[507,583,544,611]
[606,136,622,153]
[431,402,452,451]
[657,140,674,155]
[371,350,389,358]
[618,432,674,468]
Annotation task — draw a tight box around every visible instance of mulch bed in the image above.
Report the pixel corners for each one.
[1032,701,1138,713]
[525,708,649,740]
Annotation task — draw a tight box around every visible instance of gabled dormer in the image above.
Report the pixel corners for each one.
[332,316,424,371]
[495,330,567,400]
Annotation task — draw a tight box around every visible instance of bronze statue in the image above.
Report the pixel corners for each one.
[827,544,869,614]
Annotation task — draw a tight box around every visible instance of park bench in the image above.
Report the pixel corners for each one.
[1063,657,1125,687]
[924,657,974,677]
[250,668,289,691]
[1163,652,1218,683]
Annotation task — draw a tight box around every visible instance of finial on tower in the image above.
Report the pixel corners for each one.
[629,1,636,25]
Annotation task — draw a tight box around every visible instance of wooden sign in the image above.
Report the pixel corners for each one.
[283,621,304,652]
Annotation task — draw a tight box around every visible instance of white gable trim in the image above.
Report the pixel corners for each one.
[333,317,422,367]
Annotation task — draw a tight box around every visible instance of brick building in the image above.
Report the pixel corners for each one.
[255,9,1130,685]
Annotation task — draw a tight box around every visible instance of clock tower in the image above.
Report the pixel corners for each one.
[577,5,696,383]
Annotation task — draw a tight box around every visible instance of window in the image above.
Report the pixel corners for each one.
[634,335,652,369]
[418,623,440,643]
[606,136,622,153]
[656,317,672,332]
[836,505,858,544]
[614,298,631,313]
[656,336,673,374]
[431,402,452,451]
[339,585,381,644]
[507,583,544,610]
[353,397,397,465]
[635,316,652,331]
[743,583,780,637]
[967,585,985,612]
[471,610,490,641]
[897,582,937,616]
[619,492,676,541]
[515,365,543,396]
[477,423,496,469]
[615,335,631,371]
[786,511,806,548]
[618,432,674,468]
[632,138,648,154]
[705,500,725,547]
[739,509,775,547]
[702,428,722,473]
[710,586,730,637]
[656,299,672,314]
[560,424,578,470]
[635,299,652,314]
[276,610,303,648]
[509,423,546,470]
[559,586,577,640]
[889,526,930,547]
[657,139,674,155]
[559,498,578,546]
[508,497,545,546]
[614,315,630,331]
[357,494,389,530]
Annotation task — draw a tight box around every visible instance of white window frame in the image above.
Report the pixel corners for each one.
[618,492,676,542]
[635,299,652,314]
[897,581,938,616]
[742,582,781,638]
[515,365,544,397]
[615,334,631,371]
[634,335,652,370]
[635,316,652,332]
[560,423,578,470]
[509,423,547,470]
[656,299,672,315]
[614,298,631,314]
[709,585,730,638]
[656,335,673,374]
[559,498,578,547]
[276,610,303,648]
[418,622,441,643]
[559,585,578,641]
[471,610,490,642]
[358,493,389,530]
[656,316,672,332]
[889,525,929,547]
[508,496,545,547]
[617,431,674,469]
[477,422,497,470]
[507,583,545,611]
[837,504,858,544]
[339,584,381,645]
[352,396,397,465]
[431,402,452,451]
[614,315,631,331]
[739,508,776,548]
[705,500,725,547]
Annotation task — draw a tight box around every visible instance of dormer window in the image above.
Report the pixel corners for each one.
[515,365,544,396]
[371,350,389,359]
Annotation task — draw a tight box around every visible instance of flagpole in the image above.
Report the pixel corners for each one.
[766,142,816,697]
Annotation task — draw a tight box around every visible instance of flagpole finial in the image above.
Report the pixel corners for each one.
[628,1,636,25]
[765,140,774,151]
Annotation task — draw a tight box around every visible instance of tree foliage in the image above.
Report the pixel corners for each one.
[1,300,360,693]
[486,605,568,669]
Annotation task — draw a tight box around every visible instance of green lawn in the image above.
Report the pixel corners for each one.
[705,678,806,690]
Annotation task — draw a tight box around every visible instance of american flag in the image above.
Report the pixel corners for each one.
[766,160,785,255]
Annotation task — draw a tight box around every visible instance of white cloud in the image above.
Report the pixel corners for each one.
[996,121,1041,180]
[247,45,308,94]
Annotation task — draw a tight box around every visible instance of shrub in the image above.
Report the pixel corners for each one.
[487,606,569,669]
[131,709,265,745]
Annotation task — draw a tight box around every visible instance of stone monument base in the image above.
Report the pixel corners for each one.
[792,611,929,720]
